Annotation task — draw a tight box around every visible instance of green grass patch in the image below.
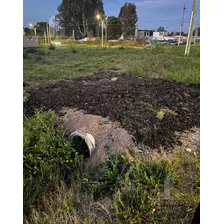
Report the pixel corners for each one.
[26,48,38,53]
[24,45,200,85]
[49,44,56,50]
[23,110,83,218]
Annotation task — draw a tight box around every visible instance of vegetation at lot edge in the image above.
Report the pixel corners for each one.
[23,44,200,85]
[24,110,200,224]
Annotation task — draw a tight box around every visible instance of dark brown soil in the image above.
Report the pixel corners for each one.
[24,72,200,149]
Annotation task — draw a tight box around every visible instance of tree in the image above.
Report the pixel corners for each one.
[36,22,47,35]
[157,26,165,32]
[118,2,138,38]
[24,27,32,35]
[193,26,200,36]
[175,31,186,36]
[57,0,104,38]
[149,30,155,36]
[107,16,122,40]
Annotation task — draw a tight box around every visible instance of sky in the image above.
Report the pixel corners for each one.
[23,0,200,33]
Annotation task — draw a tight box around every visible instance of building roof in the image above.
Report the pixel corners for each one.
[138,30,150,32]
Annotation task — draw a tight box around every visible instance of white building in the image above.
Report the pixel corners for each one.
[137,30,151,40]
[152,31,169,40]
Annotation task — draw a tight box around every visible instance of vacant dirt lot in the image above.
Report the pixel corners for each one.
[24,71,200,149]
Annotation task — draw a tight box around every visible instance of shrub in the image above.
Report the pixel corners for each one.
[107,40,146,48]
[111,159,173,223]
[23,52,29,59]
[35,56,43,61]
[87,154,172,201]
[49,44,56,50]
[72,49,78,53]
[26,48,38,53]
[118,46,125,50]
[23,110,83,217]
[36,50,45,55]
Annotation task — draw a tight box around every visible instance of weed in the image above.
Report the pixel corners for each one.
[23,90,30,102]
[35,56,43,61]
[23,52,29,59]
[23,110,83,217]
[49,44,56,50]
[87,154,172,202]
[157,108,178,120]
[118,46,125,50]
[26,48,38,53]
[72,49,78,53]
[36,50,46,56]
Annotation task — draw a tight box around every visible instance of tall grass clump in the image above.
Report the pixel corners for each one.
[26,48,38,53]
[49,44,56,50]
[23,110,83,220]
[36,50,46,55]
[86,154,173,223]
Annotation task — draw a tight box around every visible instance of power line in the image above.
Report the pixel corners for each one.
[141,19,180,23]
[165,22,181,30]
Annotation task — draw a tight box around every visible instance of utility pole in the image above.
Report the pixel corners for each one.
[49,24,52,44]
[101,19,104,47]
[72,30,75,40]
[178,4,186,47]
[46,23,49,44]
[44,32,47,44]
[185,0,198,55]
[135,23,138,41]
[34,27,37,36]
[194,23,198,45]
[105,17,108,46]
[54,15,57,40]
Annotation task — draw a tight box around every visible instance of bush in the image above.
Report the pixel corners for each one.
[23,52,29,59]
[111,158,172,223]
[35,56,43,61]
[49,44,56,50]
[23,110,83,217]
[118,46,125,50]
[72,49,78,53]
[26,48,38,53]
[87,154,172,201]
[36,50,45,55]
[107,40,146,48]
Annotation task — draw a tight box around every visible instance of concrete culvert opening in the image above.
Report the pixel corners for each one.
[69,132,96,158]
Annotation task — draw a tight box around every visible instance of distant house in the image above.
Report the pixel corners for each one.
[137,30,151,40]
[174,35,188,43]
[152,31,169,40]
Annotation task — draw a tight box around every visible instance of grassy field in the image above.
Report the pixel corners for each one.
[24,44,200,85]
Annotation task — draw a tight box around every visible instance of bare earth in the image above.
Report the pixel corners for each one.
[60,108,135,165]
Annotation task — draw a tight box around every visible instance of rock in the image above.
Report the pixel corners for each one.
[111,77,118,81]
[185,148,192,153]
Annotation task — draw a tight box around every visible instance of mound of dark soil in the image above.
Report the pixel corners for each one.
[24,72,200,149]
